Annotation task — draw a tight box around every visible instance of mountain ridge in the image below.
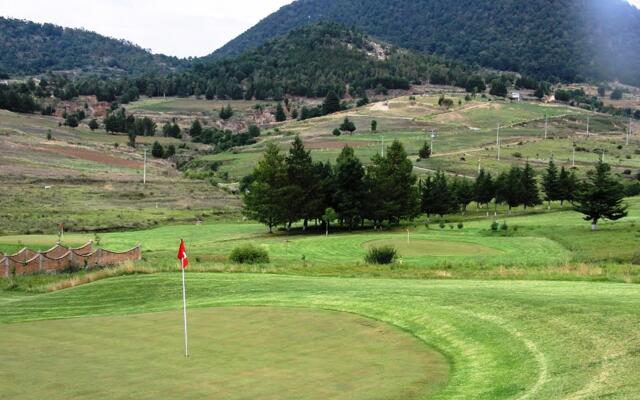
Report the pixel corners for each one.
[0,17,187,76]
[209,0,640,86]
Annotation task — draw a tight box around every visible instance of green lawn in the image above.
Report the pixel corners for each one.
[2,198,638,286]
[1,306,447,400]
[1,274,639,399]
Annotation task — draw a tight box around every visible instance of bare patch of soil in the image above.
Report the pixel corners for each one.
[34,143,142,169]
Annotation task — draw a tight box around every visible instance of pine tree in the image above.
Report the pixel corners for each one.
[334,146,367,229]
[322,91,341,115]
[474,169,495,208]
[422,171,452,218]
[496,166,523,211]
[574,162,628,230]
[285,136,315,230]
[190,119,202,138]
[88,119,99,131]
[151,141,164,158]
[454,178,475,214]
[542,160,560,208]
[418,142,431,159]
[243,142,288,233]
[371,120,377,132]
[557,167,578,206]
[339,118,356,134]
[368,141,419,225]
[521,162,541,209]
[219,104,234,120]
[275,103,287,122]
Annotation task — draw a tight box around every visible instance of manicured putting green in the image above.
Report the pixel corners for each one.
[1,307,449,400]
[364,239,500,257]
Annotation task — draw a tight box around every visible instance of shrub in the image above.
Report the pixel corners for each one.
[457,222,464,229]
[229,245,269,264]
[501,221,509,231]
[632,251,640,265]
[364,246,397,265]
[491,221,499,231]
[439,222,446,229]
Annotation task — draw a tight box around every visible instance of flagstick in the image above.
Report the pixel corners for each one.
[180,263,189,357]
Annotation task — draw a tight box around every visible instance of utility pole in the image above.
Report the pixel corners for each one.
[544,114,548,139]
[431,131,436,156]
[627,117,632,146]
[572,142,576,167]
[586,116,590,138]
[381,136,385,157]
[496,124,501,161]
[143,148,147,185]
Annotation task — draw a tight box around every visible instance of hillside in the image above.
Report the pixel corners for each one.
[190,23,473,99]
[0,17,186,76]
[210,0,640,86]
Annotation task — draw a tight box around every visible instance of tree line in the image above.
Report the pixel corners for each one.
[243,140,628,232]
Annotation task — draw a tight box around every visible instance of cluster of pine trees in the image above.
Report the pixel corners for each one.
[103,107,156,146]
[421,161,579,218]
[243,137,419,232]
[244,140,628,232]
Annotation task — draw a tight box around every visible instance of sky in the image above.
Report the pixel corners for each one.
[0,0,294,58]
[1,0,639,58]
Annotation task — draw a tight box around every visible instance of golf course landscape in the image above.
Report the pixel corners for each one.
[2,274,640,399]
[2,9,640,397]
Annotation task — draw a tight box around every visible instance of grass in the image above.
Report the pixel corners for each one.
[364,238,500,257]
[2,197,638,287]
[128,97,272,116]
[0,305,447,400]
[0,180,240,235]
[190,96,631,181]
[1,273,640,399]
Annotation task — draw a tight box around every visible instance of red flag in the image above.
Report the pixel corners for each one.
[177,240,189,269]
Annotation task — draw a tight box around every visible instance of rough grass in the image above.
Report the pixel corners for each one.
[1,274,640,399]
[190,96,627,180]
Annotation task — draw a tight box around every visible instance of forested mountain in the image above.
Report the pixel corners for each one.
[210,0,640,86]
[0,17,186,76]
[187,23,474,99]
[0,23,481,114]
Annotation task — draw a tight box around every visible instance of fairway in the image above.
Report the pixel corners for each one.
[364,239,500,257]
[0,306,448,400]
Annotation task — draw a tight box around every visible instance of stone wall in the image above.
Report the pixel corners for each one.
[1,242,141,277]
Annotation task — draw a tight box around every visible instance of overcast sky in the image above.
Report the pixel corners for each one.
[1,0,639,58]
[0,0,294,58]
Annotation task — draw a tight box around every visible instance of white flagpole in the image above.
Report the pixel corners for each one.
[181,263,189,357]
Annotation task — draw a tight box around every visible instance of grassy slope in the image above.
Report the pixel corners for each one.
[197,95,633,181]
[0,110,241,234]
[1,274,639,399]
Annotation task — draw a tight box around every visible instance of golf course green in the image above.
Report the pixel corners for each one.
[2,273,640,399]
[1,306,448,400]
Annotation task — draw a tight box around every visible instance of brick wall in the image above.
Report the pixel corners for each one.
[2,242,141,276]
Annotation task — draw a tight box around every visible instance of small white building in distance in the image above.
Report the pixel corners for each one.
[510,92,521,102]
